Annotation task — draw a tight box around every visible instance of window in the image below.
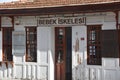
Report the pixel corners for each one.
[26,27,37,62]
[102,30,119,58]
[87,25,101,65]
[2,28,13,61]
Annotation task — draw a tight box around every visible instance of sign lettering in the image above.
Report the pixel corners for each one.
[37,17,86,25]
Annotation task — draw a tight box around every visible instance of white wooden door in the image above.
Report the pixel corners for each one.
[37,27,49,80]
[37,27,53,80]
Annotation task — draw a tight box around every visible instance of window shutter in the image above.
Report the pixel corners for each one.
[118,30,120,58]
[12,31,26,55]
[101,30,119,58]
[0,32,2,61]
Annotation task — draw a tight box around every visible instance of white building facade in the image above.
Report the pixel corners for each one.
[0,11,120,80]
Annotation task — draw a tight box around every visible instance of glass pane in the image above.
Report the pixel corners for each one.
[4,31,11,42]
[58,35,63,40]
[58,40,63,44]
[57,50,63,63]
[26,27,37,62]
[91,31,95,40]
[59,29,63,35]
[3,28,12,61]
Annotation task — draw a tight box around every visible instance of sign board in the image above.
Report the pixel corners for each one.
[37,17,86,26]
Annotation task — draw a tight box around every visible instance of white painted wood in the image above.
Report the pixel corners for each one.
[104,15,115,22]
[19,16,37,26]
[104,70,117,80]
[72,26,87,80]
[72,26,86,67]
[1,17,13,27]
[14,56,24,62]
[15,65,23,79]
[102,58,119,80]
[118,11,120,24]
[0,31,2,61]
[37,27,51,80]
[12,31,25,55]
[37,65,40,79]
[22,65,26,79]
[27,65,32,79]
[0,66,3,78]
[3,63,7,78]
[40,66,48,80]
[71,12,118,80]
[96,69,102,80]
[117,70,120,80]
[86,16,103,25]
[37,27,49,64]
[0,12,120,80]
[48,27,55,80]
[102,58,118,68]
[31,65,36,79]
[102,22,116,30]
[14,26,25,31]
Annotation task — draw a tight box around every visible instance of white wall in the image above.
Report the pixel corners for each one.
[0,31,2,62]
[0,11,119,80]
[72,12,119,80]
[72,26,87,80]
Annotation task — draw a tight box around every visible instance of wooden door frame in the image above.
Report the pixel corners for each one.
[55,27,66,80]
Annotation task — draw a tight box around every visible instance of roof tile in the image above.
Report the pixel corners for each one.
[0,0,120,9]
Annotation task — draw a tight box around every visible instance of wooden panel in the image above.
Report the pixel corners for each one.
[65,27,72,80]
[0,16,2,31]
[118,29,120,66]
[15,65,23,78]
[40,66,48,80]
[104,70,117,80]
[0,32,2,61]
[55,27,66,80]
[1,17,13,27]
[55,27,72,80]
[2,27,13,61]
[102,58,118,68]
[37,27,50,64]
[37,27,50,79]
[101,30,119,58]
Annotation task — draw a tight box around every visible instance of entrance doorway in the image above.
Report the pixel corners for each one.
[55,27,72,80]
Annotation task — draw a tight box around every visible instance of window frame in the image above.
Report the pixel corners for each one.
[2,27,13,62]
[87,25,102,65]
[26,27,37,62]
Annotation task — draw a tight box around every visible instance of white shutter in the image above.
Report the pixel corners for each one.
[37,27,49,64]
[0,31,2,61]
[37,27,51,80]
[12,31,26,55]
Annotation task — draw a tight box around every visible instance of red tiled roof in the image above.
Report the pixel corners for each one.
[0,0,120,9]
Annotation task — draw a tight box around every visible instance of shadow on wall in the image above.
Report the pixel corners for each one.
[0,62,13,78]
[0,62,13,69]
[72,58,91,80]
[72,50,88,80]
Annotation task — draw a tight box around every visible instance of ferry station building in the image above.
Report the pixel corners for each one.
[0,0,120,80]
